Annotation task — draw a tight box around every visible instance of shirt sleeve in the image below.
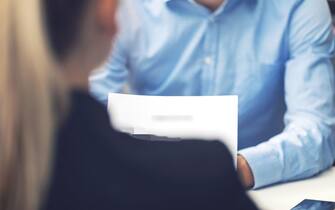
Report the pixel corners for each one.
[89,39,129,105]
[239,0,335,189]
[89,2,131,105]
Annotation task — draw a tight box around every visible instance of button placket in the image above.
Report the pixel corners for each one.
[201,17,217,95]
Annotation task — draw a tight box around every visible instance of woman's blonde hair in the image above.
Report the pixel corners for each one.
[0,0,67,209]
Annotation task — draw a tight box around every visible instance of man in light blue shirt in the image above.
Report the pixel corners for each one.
[90,0,335,189]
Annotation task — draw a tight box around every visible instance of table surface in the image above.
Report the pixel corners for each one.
[248,167,335,210]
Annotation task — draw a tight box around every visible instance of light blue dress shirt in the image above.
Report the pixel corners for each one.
[90,0,335,188]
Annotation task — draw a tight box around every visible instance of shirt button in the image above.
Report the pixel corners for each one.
[204,56,212,65]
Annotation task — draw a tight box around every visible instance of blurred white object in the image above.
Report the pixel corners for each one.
[108,93,238,160]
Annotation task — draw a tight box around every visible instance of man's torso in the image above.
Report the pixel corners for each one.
[117,0,305,148]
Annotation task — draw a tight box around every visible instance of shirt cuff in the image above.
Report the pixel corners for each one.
[239,143,283,189]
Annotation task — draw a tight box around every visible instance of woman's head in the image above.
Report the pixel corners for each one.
[44,0,118,68]
[0,0,118,209]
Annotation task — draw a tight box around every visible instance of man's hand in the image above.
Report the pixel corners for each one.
[237,155,255,189]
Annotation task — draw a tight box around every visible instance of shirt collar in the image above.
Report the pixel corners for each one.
[164,0,235,4]
[164,0,235,15]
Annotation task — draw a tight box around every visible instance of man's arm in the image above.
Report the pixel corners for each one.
[89,1,133,105]
[89,39,129,105]
[239,0,335,189]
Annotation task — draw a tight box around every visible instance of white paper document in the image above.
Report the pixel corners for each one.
[108,93,238,159]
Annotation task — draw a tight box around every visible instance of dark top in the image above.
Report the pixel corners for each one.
[43,90,258,210]
[329,0,335,14]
